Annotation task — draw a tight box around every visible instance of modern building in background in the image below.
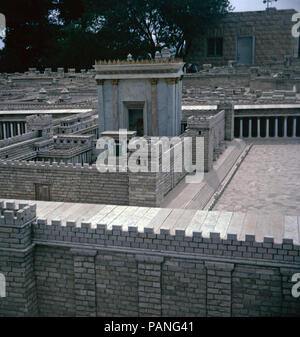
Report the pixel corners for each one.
[189,8,299,66]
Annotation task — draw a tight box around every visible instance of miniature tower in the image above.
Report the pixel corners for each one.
[0,201,38,316]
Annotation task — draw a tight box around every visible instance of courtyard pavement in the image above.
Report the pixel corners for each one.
[214,138,300,215]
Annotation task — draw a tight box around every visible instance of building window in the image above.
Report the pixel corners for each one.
[207,37,223,57]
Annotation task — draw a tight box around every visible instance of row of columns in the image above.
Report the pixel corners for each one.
[238,116,299,138]
[37,150,92,165]
[0,121,27,140]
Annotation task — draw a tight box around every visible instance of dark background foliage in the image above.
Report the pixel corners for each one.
[0,0,231,72]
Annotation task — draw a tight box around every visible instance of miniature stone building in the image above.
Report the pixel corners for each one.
[94,50,184,137]
[189,8,300,66]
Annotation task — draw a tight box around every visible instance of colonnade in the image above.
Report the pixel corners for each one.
[0,121,27,140]
[234,116,300,138]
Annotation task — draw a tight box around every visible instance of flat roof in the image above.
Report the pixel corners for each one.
[182,105,218,110]
[0,109,93,115]
[234,104,300,110]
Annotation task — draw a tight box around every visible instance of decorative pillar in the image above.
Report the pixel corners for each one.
[112,79,119,131]
[177,77,183,135]
[293,118,297,138]
[136,254,164,317]
[96,79,105,135]
[17,122,21,136]
[10,122,14,138]
[239,119,243,138]
[257,118,261,138]
[150,78,158,136]
[249,119,252,138]
[3,122,6,139]
[275,118,278,137]
[284,117,287,137]
[204,262,235,317]
[266,118,269,138]
[166,78,176,137]
[70,248,97,317]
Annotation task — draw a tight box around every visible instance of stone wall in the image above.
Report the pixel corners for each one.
[0,131,38,148]
[183,73,250,88]
[0,151,187,207]
[0,161,129,205]
[0,132,39,161]
[0,200,299,317]
[189,8,299,66]
[185,110,226,172]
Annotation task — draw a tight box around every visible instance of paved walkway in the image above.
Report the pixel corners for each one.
[3,199,300,243]
[214,139,300,215]
[162,139,246,209]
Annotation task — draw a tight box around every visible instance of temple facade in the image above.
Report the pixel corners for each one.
[94,51,184,137]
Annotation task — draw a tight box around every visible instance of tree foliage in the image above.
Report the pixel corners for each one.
[0,0,231,72]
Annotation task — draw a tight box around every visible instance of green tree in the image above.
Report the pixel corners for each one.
[0,0,232,72]
[92,0,232,59]
[0,0,60,72]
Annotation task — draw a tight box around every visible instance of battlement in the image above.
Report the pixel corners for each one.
[0,200,36,227]
[95,58,183,66]
[0,132,38,149]
[0,159,98,171]
[26,200,300,265]
[1,199,300,317]
[187,110,225,129]
[35,216,300,246]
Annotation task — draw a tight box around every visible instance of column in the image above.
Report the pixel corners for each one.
[166,78,176,136]
[204,262,235,317]
[17,122,21,136]
[70,248,97,317]
[249,119,252,138]
[266,118,269,138]
[24,123,27,133]
[10,122,14,138]
[112,79,119,131]
[150,78,158,136]
[3,122,6,139]
[293,118,297,138]
[284,117,287,137]
[257,118,261,138]
[239,119,243,138]
[275,118,278,137]
[96,79,105,135]
[177,78,182,135]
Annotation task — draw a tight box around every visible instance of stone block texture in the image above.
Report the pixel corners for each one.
[0,200,300,317]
